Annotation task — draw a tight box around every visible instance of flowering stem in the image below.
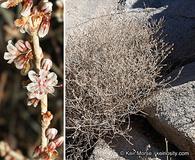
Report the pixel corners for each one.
[32,33,42,71]
[32,32,48,148]
[41,95,48,148]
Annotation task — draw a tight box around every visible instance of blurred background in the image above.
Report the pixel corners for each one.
[0,0,63,158]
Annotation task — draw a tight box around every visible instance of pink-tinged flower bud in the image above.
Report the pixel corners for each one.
[33,145,42,158]
[46,128,58,140]
[15,40,31,52]
[42,111,53,122]
[27,97,40,107]
[4,40,18,64]
[38,15,51,38]
[53,136,64,148]
[41,58,52,71]
[47,142,56,151]
[4,40,33,70]
[41,1,53,13]
[0,0,22,8]
[14,51,33,69]
[21,0,33,17]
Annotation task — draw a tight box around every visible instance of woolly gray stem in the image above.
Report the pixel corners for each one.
[32,33,48,148]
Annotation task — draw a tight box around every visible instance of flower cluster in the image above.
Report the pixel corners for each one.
[1,0,52,38]
[4,40,33,71]
[33,112,64,160]
[33,133,63,160]
[1,0,58,108]
[27,59,58,107]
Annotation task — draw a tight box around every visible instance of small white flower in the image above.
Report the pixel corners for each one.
[4,40,33,70]
[27,69,58,99]
[4,40,19,64]
[38,0,52,38]
[21,0,33,17]
[14,0,52,38]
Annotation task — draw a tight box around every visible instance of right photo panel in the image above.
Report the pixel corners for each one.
[65,0,194,160]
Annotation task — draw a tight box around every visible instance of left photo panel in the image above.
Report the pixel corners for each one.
[0,0,64,159]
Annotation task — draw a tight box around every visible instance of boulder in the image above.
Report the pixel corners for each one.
[145,62,195,160]
[89,138,162,160]
[89,139,125,160]
[65,0,118,30]
[65,0,167,30]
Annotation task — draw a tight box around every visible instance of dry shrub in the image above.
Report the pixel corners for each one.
[65,13,172,159]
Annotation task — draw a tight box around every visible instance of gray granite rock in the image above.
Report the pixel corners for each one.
[89,139,125,160]
[89,139,163,160]
[65,0,118,30]
[145,63,195,160]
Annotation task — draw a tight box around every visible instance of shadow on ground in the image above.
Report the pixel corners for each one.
[106,115,190,160]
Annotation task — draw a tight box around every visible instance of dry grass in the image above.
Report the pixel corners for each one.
[65,13,173,159]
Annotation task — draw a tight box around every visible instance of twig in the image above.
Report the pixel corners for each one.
[165,138,169,160]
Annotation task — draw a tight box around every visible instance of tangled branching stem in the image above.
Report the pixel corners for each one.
[66,13,173,159]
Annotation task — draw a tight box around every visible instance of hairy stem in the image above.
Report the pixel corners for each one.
[32,33,42,71]
[32,33,48,148]
[41,95,48,147]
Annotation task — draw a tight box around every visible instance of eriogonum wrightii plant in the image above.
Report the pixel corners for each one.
[1,0,63,159]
